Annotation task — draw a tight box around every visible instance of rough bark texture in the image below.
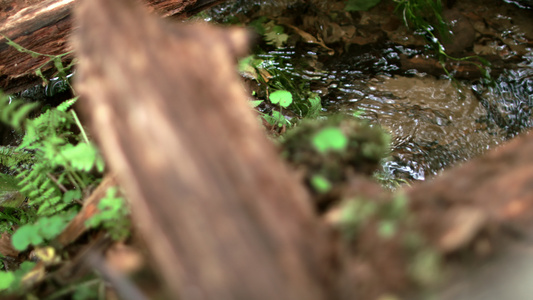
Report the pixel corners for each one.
[0,0,219,94]
[74,0,332,299]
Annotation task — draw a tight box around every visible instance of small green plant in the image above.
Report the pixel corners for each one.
[269,90,293,108]
[240,17,326,123]
[0,94,106,255]
[86,187,130,240]
[0,271,15,291]
[239,54,324,127]
[262,90,293,127]
[393,0,491,81]
[11,212,75,251]
[249,18,289,48]
[338,192,442,286]
[374,167,411,190]
[238,55,266,81]
[0,146,34,170]
[282,116,391,197]
[0,35,116,279]
[310,174,332,194]
[312,127,348,153]
[2,35,75,85]
[0,261,36,293]
[394,0,448,42]
[306,95,322,119]
[0,37,131,295]
[8,96,105,216]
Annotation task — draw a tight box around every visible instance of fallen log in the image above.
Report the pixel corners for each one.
[73,0,332,299]
[408,130,533,252]
[400,130,533,299]
[0,0,226,94]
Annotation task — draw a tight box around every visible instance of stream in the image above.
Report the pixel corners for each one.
[208,0,533,183]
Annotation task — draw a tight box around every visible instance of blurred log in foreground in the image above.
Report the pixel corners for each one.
[408,130,533,253]
[0,0,225,94]
[406,130,533,299]
[73,0,332,299]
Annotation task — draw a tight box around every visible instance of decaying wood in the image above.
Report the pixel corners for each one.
[55,175,118,247]
[0,0,226,94]
[74,0,332,299]
[408,130,533,252]
[404,130,533,299]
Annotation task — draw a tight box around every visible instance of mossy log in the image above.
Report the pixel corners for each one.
[0,0,226,94]
[73,0,333,299]
[408,130,533,252]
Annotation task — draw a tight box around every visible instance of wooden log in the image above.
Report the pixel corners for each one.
[0,0,225,94]
[73,0,332,299]
[408,130,533,252]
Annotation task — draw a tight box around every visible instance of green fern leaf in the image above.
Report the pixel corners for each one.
[0,92,38,129]
[56,97,78,112]
[57,143,100,172]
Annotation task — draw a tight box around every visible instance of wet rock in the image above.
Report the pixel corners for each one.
[440,9,476,56]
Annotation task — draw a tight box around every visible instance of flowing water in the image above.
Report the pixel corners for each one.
[209,0,533,183]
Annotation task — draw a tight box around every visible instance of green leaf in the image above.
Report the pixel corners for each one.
[250,100,264,108]
[310,175,332,193]
[12,224,42,251]
[86,187,130,240]
[0,94,39,129]
[308,95,321,109]
[10,102,39,128]
[271,110,287,127]
[345,0,381,11]
[269,90,293,108]
[37,215,68,240]
[63,189,82,203]
[264,21,289,48]
[57,143,99,171]
[306,95,322,118]
[12,214,72,251]
[56,97,78,112]
[312,127,348,153]
[0,271,15,291]
[249,16,268,35]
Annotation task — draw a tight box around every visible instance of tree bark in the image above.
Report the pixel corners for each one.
[74,0,333,299]
[0,0,225,94]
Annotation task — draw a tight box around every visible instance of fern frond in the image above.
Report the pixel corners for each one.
[0,92,38,129]
[0,146,34,169]
[56,97,78,112]
[57,143,102,172]
[2,93,104,218]
[36,188,62,215]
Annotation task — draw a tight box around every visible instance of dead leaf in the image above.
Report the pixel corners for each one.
[284,24,335,55]
[0,232,19,257]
